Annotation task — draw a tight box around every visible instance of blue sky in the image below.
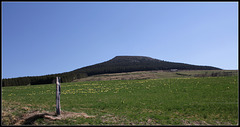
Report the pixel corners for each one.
[2,2,238,79]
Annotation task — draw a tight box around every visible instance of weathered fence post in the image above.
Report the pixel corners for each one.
[56,77,61,115]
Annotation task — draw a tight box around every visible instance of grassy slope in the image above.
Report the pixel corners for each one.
[73,70,238,82]
[2,75,238,125]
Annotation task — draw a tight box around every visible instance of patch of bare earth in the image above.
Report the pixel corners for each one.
[181,119,231,125]
[14,110,95,125]
[100,114,125,125]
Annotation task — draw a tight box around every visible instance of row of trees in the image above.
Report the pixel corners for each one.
[2,72,87,87]
[194,71,236,77]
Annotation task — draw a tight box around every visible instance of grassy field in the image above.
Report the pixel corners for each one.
[2,75,238,125]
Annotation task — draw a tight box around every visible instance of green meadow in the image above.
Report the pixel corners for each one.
[2,76,238,125]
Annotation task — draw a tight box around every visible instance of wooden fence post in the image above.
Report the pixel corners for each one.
[56,77,61,115]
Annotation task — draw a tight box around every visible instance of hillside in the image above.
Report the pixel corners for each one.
[2,56,221,87]
[73,70,238,82]
[72,56,221,76]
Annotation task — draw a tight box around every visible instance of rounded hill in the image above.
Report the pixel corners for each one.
[74,56,221,76]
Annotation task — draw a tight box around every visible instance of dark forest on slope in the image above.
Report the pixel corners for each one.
[2,56,221,87]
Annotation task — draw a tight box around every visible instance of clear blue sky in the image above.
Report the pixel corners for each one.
[2,2,238,79]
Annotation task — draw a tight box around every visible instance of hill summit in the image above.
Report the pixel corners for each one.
[108,56,161,63]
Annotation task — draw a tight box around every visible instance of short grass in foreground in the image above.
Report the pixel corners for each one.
[2,76,238,125]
